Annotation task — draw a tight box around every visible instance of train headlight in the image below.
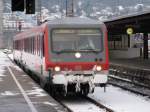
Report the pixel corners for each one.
[54,66,61,72]
[75,52,81,59]
[96,65,102,71]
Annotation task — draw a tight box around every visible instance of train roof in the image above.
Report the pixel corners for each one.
[47,17,104,26]
[14,17,105,40]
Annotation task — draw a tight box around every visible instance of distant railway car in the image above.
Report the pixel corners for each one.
[13,17,109,96]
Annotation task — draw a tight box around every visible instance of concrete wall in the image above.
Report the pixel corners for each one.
[109,48,141,59]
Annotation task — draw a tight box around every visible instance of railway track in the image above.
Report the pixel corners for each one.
[8,55,113,112]
[85,96,114,112]
[55,95,114,112]
[108,75,150,97]
[8,54,113,112]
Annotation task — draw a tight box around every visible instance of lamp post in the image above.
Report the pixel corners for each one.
[36,0,42,25]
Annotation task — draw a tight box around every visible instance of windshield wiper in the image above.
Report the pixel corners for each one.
[54,48,100,54]
[55,49,74,54]
[79,48,100,53]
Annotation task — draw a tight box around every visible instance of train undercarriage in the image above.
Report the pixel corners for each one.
[47,71,107,96]
[14,59,107,96]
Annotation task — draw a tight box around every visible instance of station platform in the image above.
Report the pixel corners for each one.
[0,51,67,112]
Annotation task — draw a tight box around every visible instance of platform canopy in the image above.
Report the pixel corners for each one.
[104,11,150,35]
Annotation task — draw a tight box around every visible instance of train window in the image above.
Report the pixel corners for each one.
[14,41,15,49]
[38,33,44,57]
[33,37,34,54]
[16,41,18,50]
[24,39,25,51]
[28,38,30,53]
[31,37,33,54]
[51,29,103,53]
[37,36,39,56]
[42,35,44,57]
[14,41,16,49]
[22,39,24,51]
[18,40,20,50]
[27,38,29,53]
[25,39,27,52]
[32,37,34,54]
[31,38,32,54]
[39,35,41,56]
[35,36,37,55]
[20,40,22,51]
[22,40,24,51]
[31,38,33,54]
[34,37,35,54]
[29,38,31,53]
[33,37,35,54]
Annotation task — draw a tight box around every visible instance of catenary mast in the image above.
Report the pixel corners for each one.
[0,0,3,48]
[66,0,74,17]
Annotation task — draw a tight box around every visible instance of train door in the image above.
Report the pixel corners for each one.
[40,33,44,75]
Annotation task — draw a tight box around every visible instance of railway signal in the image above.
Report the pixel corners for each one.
[11,0,24,11]
[11,0,35,14]
[26,0,35,14]
[66,0,74,17]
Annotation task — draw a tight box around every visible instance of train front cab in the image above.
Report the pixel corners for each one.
[44,20,109,95]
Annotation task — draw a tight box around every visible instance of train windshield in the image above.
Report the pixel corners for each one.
[51,29,103,53]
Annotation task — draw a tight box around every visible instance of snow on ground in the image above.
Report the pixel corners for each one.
[8,53,13,60]
[0,51,11,81]
[62,97,106,112]
[26,86,47,97]
[7,52,23,71]
[1,50,150,112]
[0,51,11,66]
[89,85,150,112]
[1,91,19,96]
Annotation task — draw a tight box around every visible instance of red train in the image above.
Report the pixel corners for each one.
[13,17,109,96]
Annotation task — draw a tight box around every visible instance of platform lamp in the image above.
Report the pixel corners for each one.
[126,27,134,48]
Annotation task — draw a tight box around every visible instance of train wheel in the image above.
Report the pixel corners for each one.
[82,84,89,96]
[49,84,56,97]
[40,78,46,89]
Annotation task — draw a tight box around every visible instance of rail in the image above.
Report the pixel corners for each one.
[55,95,114,112]
[109,64,150,87]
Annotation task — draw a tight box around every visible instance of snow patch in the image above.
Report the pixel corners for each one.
[26,87,47,97]
[43,101,58,106]
[1,91,19,96]
[89,85,150,112]
[8,54,13,60]
[0,51,11,78]
[0,78,3,81]
[11,65,22,71]
[0,71,6,76]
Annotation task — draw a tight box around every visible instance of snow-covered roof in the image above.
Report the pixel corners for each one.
[104,10,150,22]
[47,17,104,26]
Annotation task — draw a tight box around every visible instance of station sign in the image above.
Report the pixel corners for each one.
[131,33,143,48]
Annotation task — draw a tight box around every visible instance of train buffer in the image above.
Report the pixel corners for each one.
[0,50,67,112]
